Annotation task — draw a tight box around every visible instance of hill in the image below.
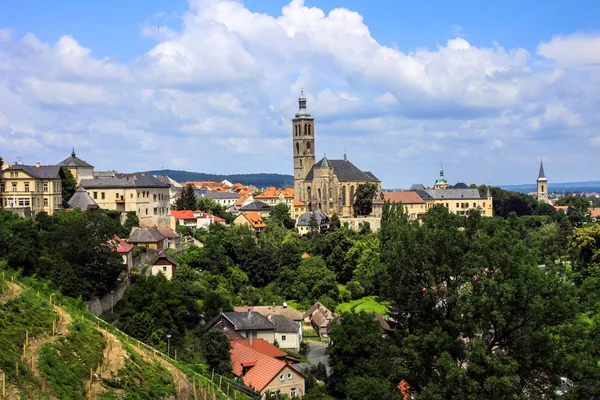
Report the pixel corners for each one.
[500,180,600,193]
[0,270,255,400]
[143,169,294,188]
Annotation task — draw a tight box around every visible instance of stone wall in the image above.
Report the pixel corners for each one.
[342,216,382,232]
[87,276,131,316]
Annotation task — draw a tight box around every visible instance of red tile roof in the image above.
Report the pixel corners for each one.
[214,215,226,223]
[384,191,425,204]
[294,199,306,207]
[230,342,288,392]
[590,207,600,219]
[113,235,133,253]
[255,187,294,199]
[233,339,287,358]
[235,193,252,206]
[171,210,197,219]
[243,212,267,228]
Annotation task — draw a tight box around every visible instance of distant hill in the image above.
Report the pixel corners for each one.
[144,169,294,188]
[500,181,600,194]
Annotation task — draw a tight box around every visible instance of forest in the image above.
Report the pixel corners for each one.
[1,187,600,399]
[143,169,294,188]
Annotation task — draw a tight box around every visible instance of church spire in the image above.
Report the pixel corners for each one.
[71,147,76,158]
[537,159,547,181]
[295,90,312,118]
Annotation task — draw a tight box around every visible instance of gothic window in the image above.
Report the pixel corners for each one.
[541,185,544,193]
[308,124,311,136]
[299,159,303,167]
[296,142,300,155]
[329,202,333,210]
[329,188,332,199]
[308,202,312,212]
[307,187,312,200]
[342,186,346,205]
[319,202,322,210]
[306,142,311,150]
[350,186,355,205]
[318,188,321,199]
[304,124,307,135]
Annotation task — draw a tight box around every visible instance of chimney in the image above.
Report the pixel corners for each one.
[35,162,40,168]
[249,336,253,345]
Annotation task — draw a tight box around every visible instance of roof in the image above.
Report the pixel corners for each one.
[384,191,425,204]
[199,191,241,200]
[538,160,547,181]
[297,210,329,226]
[233,305,304,321]
[294,199,306,207]
[242,212,267,229]
[311,309,331,327]
[303,301,332,320]
[363,171,380,182]
[57,149,94,168]
[81,174,169,189]
[154,226,181,239]
[255,187,295,199]
[127,227,166,243]
[153,251,178,266]
[171,210,199,220]
[4,164,61,180]
[205,312,275,332]
[233,339,287,358]
[452,182,469,189]
[239,201,271,212]
[304,158,378,183]
[235,193,252,206]
[271,315,299,333]
[230,342,289,392]
[424,189,482,200]
[590,207,600,219]
[410,184,426,191]
[67,186,99,211]
[113,235,133,253]
[301,253,310,259]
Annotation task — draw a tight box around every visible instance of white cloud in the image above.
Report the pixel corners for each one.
[538,34,600,68]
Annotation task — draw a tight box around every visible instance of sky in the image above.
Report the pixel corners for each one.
[0,0,599,188]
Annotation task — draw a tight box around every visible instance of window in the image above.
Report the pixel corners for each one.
[290,388,296,397]
[280,374,284,381]
[93,192,97,199]
[154,207,157,215]
[483,202,486,208]
[296,142,300,155]
[101,192,105,200]
[145,208,148,215]
[162,266,167,272]
[0,183,4,192]
[116,193,119,198]
[154,194,157,201]
[456,203,459,208]
[287,373,292,379]
[12,183,17,192]
[24,183,29,192]
[281,335,286,341]
[245,332,257,339]
[306,141,311,150]
[44,198,48,206]
[473,202,476,208]
[130,193,133,198]
[43,183,48,192]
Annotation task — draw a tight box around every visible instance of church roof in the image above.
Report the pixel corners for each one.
[58,149,94,168]
[537,160,547,181]
[424,188,482,200]
[297,210,329,227]
[67,186,99,211]
[305,157,378,183]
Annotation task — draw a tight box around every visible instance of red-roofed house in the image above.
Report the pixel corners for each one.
[170,210,225,230]
[233,212,267,233]
[589,207,600,221]
[233,339,287,359]
[113,235,134,271]
[255,187,299,217]
[384,191,426,220]
[230,341,305,398]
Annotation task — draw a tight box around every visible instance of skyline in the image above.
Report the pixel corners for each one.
[1,0,599,187]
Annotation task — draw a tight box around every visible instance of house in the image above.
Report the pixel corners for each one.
[197,190,241,207]
[296,210,329,235]
[254,187,296,217]
[230,341,306,398]
[293,199,307,220]
[234,338,287,360]
[67,186,99,212]
[234,304,304,323]
[234,305,304,351]
[127,227,168,250]
[590,207,600,221]
[239,201,272,218]
[304,302,334,337]
[233,212,267,233]
[0,162,63,217]
[205,311,275,343]
[383,191,427,220]
[148,251,178,280]
[57,149,94,184]
[154,226,182,249]
[113,235,133,272]
[80,174,171,227]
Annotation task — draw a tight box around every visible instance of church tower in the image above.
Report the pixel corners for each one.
[537,160,548,203]
[292,90,315,203]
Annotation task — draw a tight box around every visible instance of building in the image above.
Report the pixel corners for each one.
[303,302,334,337]
[234,305,304,351]
[154,226,182,249]
[170,209,224,230]
[66,186,99,212]
[230,340,305,398]
[156,176,182,205]
[537,160,549,204]
[433,166,450,189]
[292,91,380,217]
[0,163,63,216]
[233,212,267,233]
[57,149,94,184]
[239,201,272,218]
[293,199,307,220]
[127,227,168,250]
[383,191,427,220]
[80,174,171,227]
[255,188,295,214]
[296,210,329,235]
[197,191,241,207]
[149,251,178,280]
[113,235,134,272]
[205,311,276,343]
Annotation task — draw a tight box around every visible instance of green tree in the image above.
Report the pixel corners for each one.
[269,203,296,229]
[570,224,600,280]
[196,197,219,214]
[122,211,139,236]
[174,184,197,210]
[202,290,233,320]
[329,213,341,231]
[202,330,233,376]
[60,167,77,200]
[353,182,378,216]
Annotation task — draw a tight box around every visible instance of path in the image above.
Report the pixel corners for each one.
[91,330,128,399]
[306,340,331,375]
[0,281,22,303]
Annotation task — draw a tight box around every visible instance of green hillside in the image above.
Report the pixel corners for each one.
[0,269,253,400]
[143,169,294,188]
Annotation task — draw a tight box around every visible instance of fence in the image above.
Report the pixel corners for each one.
[91,315,260,400]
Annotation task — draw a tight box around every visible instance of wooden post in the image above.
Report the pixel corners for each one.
[15,361,18,378]
[25,330,29,347]
[52,320,56,336]
[2,372,5,399]
[193,379,198,400]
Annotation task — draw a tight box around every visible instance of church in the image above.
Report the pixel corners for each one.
[292,91,380,217]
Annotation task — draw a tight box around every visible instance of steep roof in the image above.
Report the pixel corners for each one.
[127,227,166,243]
[234,305,304,321]
[303,301,332,320]
[424,189,482,200]
[67,186,99,211]
[205,312,275,332]
[294,199,306,207]
[255,187,294,199]
[384,191,425,204]
[304,158,378,183]
[410,184,426,191]
[230,342,289,392]
[239,201,271,212]
[538,160,547,181]
[242,212,267,229]
[81,174,169,189]
[154,226,181,239]
[233,338,287,358]
[57,149,94,168]
[153,251,178,266]
[4,164,61,180]
[271,315,299,333]
[113,235,133,253]
[297,210,329,227]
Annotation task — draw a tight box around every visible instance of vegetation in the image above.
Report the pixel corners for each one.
[353,182,378,216]
[335,296,388,315]
[144,169,294,188]
[60,166,77,200]
[174,183,198,210]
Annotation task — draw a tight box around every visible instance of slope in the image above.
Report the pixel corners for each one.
[143,169,294,188]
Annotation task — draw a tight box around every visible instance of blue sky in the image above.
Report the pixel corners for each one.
[1,0,599,187]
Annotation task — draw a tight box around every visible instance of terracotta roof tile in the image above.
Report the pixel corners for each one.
[590,207,600,219]
[384,191,425,204]
[243,212,267,228]
[255,187,294,199]
[113,235,133,253]
[294,199,306,207]
[233,338,287,358]
[230,342,288,392]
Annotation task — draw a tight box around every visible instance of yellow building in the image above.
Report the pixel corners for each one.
[80,174,171,227]
[292,91,380,217]
[383,191,427,220]
[0,163,63,216]
[57,149,94,184]
[254,187,307,218]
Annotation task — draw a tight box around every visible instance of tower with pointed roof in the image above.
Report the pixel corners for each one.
[433,165,449,189]
[537,160,548,203]
[292,90,315,204]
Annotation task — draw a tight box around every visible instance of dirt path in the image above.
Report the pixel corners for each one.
[0,281,22,303]
[0,369,21,400]
[91,330,129,399]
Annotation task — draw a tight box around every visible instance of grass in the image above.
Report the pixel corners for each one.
[284,299,309,311]
[335,296,389,316]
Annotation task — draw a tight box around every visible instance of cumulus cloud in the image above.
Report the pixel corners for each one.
[0,0,599,185]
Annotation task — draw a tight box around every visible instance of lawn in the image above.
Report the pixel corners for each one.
[335,296,388,316]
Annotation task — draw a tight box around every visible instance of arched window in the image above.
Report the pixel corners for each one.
[304,124,307,135]
[308,124,311,136]
[350,186,355,205]
[317,188,321,199]
[299,159,303,167]
[342,186,346,205]
[296,142,300,155]
[306,142,311,150]
[329,188,332,199]
[307,187,312,200]
[330,202,334,210]
[308,202,312,212]
[541,185,545,193]
[318,202,322,210]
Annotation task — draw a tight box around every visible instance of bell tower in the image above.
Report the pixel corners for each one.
[292,90,315,203]
[537,160,548,203]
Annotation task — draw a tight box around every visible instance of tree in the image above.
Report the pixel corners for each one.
[269,203,296,229]
[353,182,378,216]
[122,211,139,236]
[174,184,197,210]
[196,197,219,214]
[60,167,77,200]
[570,224,600,281]
[202,290,233,320]
[329,213,341,231]
[202,330,232,376]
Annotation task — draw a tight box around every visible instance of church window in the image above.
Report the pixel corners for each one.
[319,202,322,210]
[308,202,312,211]
[329,188,332,199]
[342,186,346,205]
[318,188,321,199]
[307,142,311,150]
[308,124,311,136]
[307,187,312,200]
[541,185,544,193]
[299,159,302,167]
[350,186,355,205]
[296,142,300,155]
[304,124,307,135]
[330,202,334,210]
